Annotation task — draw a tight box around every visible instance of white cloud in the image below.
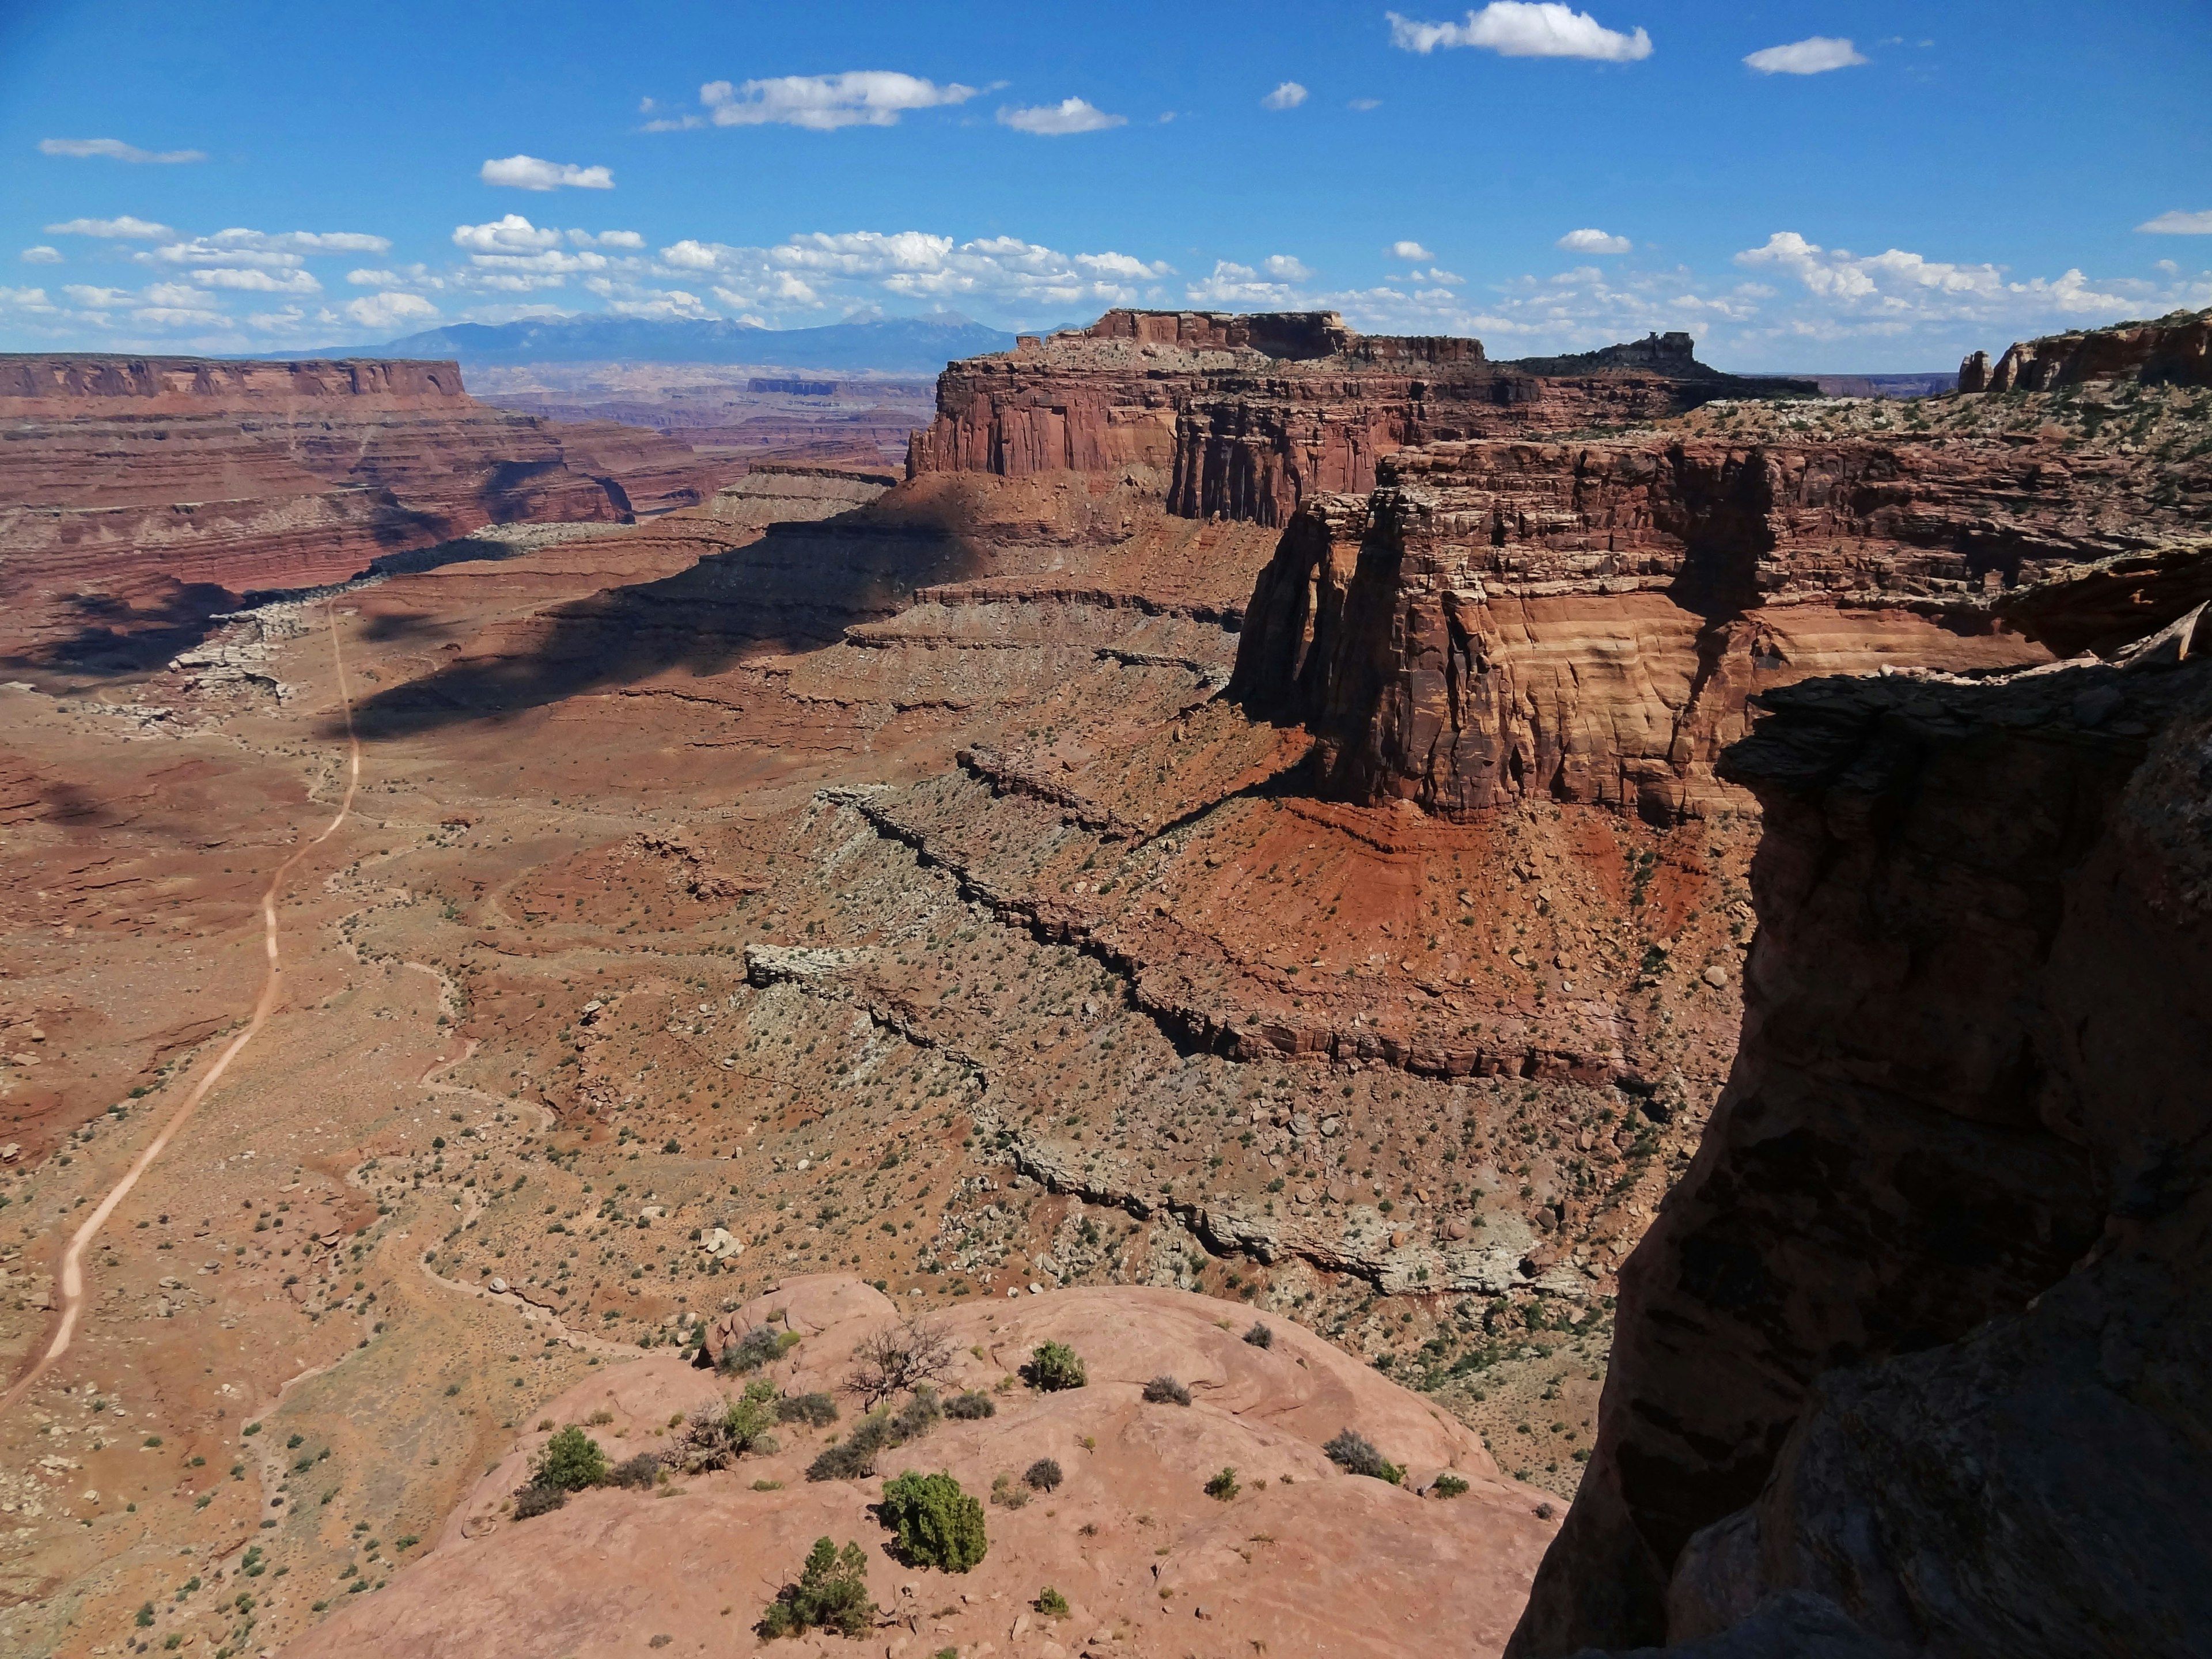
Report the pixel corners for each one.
[1348,97,1383,109]
[141,282,202,307]
[1557,228,1631,253]
[452,214,563,254]
[39,137,205,164]
[131,305,228,328]
[21,245,62,263]
[1264,254,1313,281]
[1744,36,1868,75]
[658,238,723,270]
[1387,4,1652,62]
[1187,260,1305,306]
[568,228,646,248]
[700,71,978,130]
[143,229,390,272]
[46,215,174,240]
[191,266,322,294]
[2138,210,2212,235]
[343,291,439,331]
[997,98,1126,136]
[63,284,134,308]
[1743,37,1866,76]
[605,289,717,321]
[0,285,56,313]
[1390,240,1435,261]
[480,154,615,191]
[1262,82,1309,110]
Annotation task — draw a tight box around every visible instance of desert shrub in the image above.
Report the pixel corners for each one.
[944,1391,996,1420]
[849,1315,955,1407]
[1204,1466,1240,1501]
[777,1392,839,1428]
[759,1537,877,1639]
[1141,1374,1191,1406]
[1323,1429,1405,1485]
[1021,1342,1086,1392]
[891,1386,942,1441]
[721,1324,798,1376]
[609,1453,663,1490]
[1432,1473,1470,1499]
[1243,1321,1274,1350]
[1035,1586,1070,1619]
[677,1381,779,1473]
[512,1483,567,1520]
[989,1472,1029,1509]
[533,1426,608,1493]
[1022,1457,1063,1494]
[805,1397,933,1486]
[878,1471,987,1571]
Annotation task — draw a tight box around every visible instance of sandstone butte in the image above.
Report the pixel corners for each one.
[0,305,2202,1659]
[0,353,732,677]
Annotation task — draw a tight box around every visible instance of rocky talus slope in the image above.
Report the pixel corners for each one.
[1505,550,2212,1656]
[1232,372,2211,824]
[907,309,1806,527]
[0,353,727,679]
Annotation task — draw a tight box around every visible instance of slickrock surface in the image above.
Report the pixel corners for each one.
[0,354,729,681]
[1505,562,2212,1655]
[1232,376,2212,823]
[908,310,1806,527]
[288,1275,1559,1659]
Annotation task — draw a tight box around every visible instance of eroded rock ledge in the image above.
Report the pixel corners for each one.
[1505,609,2212,1655]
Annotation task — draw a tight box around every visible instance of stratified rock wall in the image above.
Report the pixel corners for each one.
[0,354,725,666]
[1505,608,2212,1655]
[1984,305,2212,391]
[907,311,1805,528]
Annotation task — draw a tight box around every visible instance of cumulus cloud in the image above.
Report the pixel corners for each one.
[1264,254,1313,281]
[700,71,978,130]
[21,245,63,263]
[343,291,439,330]
[480,154,615,191]
[46,215,174,240]
[131,304,228,328]
[62,284,134,308]
[143,230,390,272]
[191,266,322,294]
[1558,228,1631,253]
[568,229,646,248]
[39,137,204,164]
[1187,260,1305,306]
[2138,210,2212,235]
[452,214,563,255]
[1387,4,1652,62]
[1744,36,1868,75]
[1390,240,1436,262]
[605,289,717,321]
[997,99,1127,135]
[1262,82,1309,109]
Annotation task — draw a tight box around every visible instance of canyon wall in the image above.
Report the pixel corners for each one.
[0,353,729,676]
[1226,421,2199,821]
[1967,304,2212,392]
[907,310,1807,528]
[1504,562,2212,1656]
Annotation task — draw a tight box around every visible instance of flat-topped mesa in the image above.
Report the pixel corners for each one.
[907,309,1800,527]
[1959,304,2212,392]
[0,354,471,414]
[1230,411,2209,823]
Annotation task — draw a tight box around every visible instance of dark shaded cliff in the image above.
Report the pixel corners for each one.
[1503,563,2212,1656]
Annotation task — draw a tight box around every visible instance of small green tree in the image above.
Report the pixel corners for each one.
[1035,1587,1070,1619]
[879,1471,988,1571]
[1022,1342,1086,1391]
[759,1537,877,1639]
[1205,1466,1240,1501]
[534,1426,608,1492]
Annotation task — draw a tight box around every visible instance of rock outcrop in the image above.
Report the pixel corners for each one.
[907,310,1809,528]
[1503,558,2212,1656]
[1981,305,2212,392]
[0,353,728,676]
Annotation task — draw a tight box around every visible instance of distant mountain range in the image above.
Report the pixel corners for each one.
[294,313,1024,374]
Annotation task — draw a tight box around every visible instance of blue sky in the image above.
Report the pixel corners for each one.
[2,0,2207,369]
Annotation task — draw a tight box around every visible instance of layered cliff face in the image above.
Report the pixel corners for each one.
[906,310,1806,529]
[1502,557,2212,1656]
[1229,369,2212,823]
[1959,303,2212,392]
[0,354,726,679]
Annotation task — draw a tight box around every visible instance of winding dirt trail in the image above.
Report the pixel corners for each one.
[1,602,362,1415]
